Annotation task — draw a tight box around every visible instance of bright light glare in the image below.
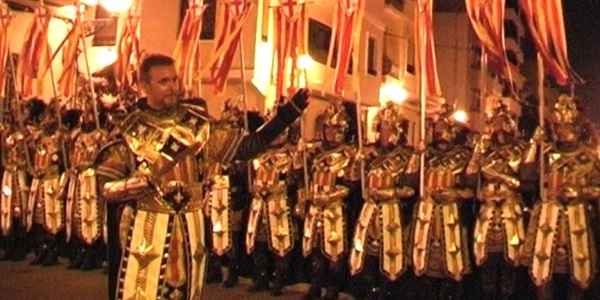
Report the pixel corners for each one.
[380,83,407,105]
[98,47,117,68]
[100,0,132,13]
[297,54,314,70]
[453,110,468,123]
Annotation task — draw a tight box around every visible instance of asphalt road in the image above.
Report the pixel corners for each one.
[0,257,354,300]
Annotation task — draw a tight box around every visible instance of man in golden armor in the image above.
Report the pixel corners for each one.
[64,108,109,270]
[348,101,417,300]
[25,100,68,266]
[466,100,531,299]
[411,104,476,299]
[245,103,302,296]
[97,54,309,300]
[521,95,600,299]
[203,99,252,288]
[0,103,35,261]
[297,99,357,300]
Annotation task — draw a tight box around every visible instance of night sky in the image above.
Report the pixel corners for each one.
[564,1,600,122]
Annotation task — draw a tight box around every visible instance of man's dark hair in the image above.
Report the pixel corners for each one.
[139,54,175,83]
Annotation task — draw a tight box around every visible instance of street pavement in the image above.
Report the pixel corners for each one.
[0,256,354,300]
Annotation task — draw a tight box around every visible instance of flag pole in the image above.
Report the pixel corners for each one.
[537,53,545,200]
[417,3,426,198]
[237,12,252,185]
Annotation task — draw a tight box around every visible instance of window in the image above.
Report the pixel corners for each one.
[406,40,415,74]
[308,18,332,65]
[201,0,216,40]
[504,20,519,41]
[384,0,404,11]
[179,0,216,40]
[92,6,118,46]
[506,50,519,65]
[367,36,378,76]
[261,0,270,42]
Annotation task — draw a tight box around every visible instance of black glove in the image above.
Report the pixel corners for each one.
[288,88,310,111]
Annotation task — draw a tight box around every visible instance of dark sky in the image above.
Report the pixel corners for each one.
[564,1,600,122]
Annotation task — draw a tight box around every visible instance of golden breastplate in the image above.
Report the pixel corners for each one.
[116,104,210,171]
[71,131,105,170]
[253,150,291,192]
[546,150,595,193]
[33,133,62,175]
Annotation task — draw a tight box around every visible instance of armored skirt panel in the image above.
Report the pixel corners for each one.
[1,169,29,235]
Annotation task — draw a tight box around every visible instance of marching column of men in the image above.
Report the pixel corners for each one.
[1,61,600,299]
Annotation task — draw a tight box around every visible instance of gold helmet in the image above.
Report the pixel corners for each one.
[551,94,579,125]
[430,103,461,144]
[318,99,350,144]
[372,101,407,145]
[485,99,517,135]
[220,97,244,126]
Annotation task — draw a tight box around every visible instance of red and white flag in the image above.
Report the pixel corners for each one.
[465,0,514,85]
[17,6,52,98]
[57,6,83,99]
[415,0,442,97]
[114,7,141,92]
[520,0,582,86]
[272,0,308,99]
[0,4,11,96]
[331,0,364,95]
[174,0,206,94]
[209,0,252,95]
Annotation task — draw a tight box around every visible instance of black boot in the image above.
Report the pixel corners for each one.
[271,269,285,296]
[41,245,58,266]
[323,286,340,300]
[80,246,100,271]
[222,264,239,288]
[68,245,85,269]
[205,253,223,284]
[300,285,322,300]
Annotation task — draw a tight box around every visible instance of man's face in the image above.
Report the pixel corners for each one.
[323,125,346,145]
[141,65,179,109]
[377,123,399,147]
[553,123,578,144]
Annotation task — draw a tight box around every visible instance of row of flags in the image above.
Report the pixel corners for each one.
[0,0,582,105]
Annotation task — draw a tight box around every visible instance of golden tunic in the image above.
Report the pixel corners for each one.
[246,145,300,257]
[412,146,473,281]
[468,141,528,266]
[302,145,355,262]
[349,146,415,281]
[101,102,210,300]
[65,128,108,244]
[522,144,600,289]
[25,128,65,234]
[1,128,31,235]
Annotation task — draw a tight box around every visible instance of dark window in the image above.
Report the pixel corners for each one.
[504,20,519,41]
[406,41,415,74]
[201,0,216,40]
[92,6,118,46]
[261,0,270,42]
[331,39,353,74]
[367,36,377,76]
[506,50,519,65]
[384,0,404,11]
[179,0,216,40]
[506,0,519,11]
[308,18,332,65]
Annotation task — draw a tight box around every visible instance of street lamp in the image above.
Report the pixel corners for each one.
[453,110,468,123]
[100,0,132,14]
[380,82,407,105]
[297,54,313,88]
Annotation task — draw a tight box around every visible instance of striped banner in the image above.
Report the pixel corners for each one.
[209,0,252,95]
[114,8,141,92]
[273,0,308,98]
[0,3,10,96]
[57,6,83,99]
[465,0,515,86]
[174,0,206,94]
[519,0,583,86]
[17,6,52,98]
[331,0,364,95]
[415,0,442,98]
